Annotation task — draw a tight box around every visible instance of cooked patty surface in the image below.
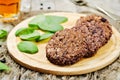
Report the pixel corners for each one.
[75,15,112,57]
[46,29,88,66]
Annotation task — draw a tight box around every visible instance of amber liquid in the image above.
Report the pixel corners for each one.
[0,0,20,19]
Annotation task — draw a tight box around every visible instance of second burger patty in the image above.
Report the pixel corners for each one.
[75,15,112,57]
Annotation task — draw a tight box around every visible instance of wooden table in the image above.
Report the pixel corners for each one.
[0,0,120,80]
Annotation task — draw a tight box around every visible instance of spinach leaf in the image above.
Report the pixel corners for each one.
[0,62,10,71]
[46,15,68,24]
[28,15,67,32]
[37,32,54,41]
[15,27,34,36]
[20,31,40,41]
[0,30,8,39]
[17,41,38,54]
[28,15,46,29]
[38,22,63,32]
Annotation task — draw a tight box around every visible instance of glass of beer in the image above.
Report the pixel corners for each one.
[0,0,20,22]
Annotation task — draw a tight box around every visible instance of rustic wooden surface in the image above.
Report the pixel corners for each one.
[0,11,120,80]
[1,0,120,80]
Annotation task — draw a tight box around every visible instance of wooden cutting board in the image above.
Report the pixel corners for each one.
[7,12,120,75]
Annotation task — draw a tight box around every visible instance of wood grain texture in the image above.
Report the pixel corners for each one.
[7,12,120,75]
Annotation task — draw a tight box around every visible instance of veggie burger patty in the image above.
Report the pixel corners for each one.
[46,29,88,66]
[75,15,112,57]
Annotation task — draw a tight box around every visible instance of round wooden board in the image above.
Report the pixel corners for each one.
[7,12,120,75]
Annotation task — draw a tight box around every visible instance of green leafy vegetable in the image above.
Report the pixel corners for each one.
[37,32,54,41]
[28,15,46,29]
[15,27,34,36]
[0,62,10,71]
[16,15,68,54]
[0,30,7,39]
[28,15,68,32]
[46,15,68,24]
[17,41,38,54]
[20,31,40,41]
[38,22,63,32]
